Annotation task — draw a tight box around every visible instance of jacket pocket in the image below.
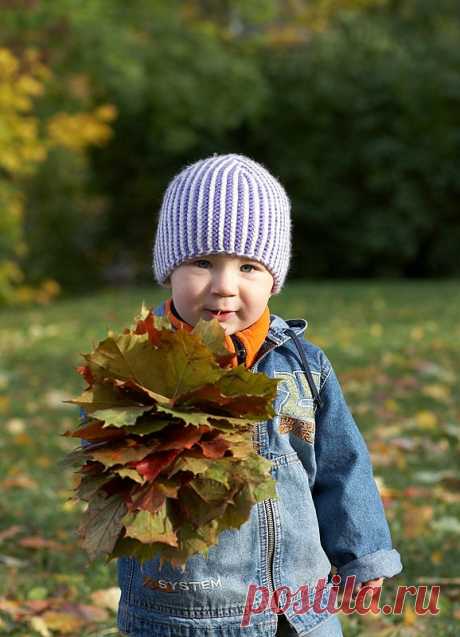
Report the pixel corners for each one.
[118,504,263,618]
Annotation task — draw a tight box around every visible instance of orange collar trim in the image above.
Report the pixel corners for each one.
[163,298,270,369]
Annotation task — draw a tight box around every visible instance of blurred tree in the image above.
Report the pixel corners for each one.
[0,46,52,304]
[0,42,117,305]
[1,0,459,293]
[254,11,460,276]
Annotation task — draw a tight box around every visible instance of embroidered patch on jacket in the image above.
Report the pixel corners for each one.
[279,416,315,444]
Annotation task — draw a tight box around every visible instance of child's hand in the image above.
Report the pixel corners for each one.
[354,577,384,593]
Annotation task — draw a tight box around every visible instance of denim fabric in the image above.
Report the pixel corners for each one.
[276,613,343,636]
[79,301,402,636]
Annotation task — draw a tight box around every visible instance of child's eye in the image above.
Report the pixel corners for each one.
[241,264,256,273]
[194,260,211,268]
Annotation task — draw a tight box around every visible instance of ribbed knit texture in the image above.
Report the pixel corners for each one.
[152,153,291,294]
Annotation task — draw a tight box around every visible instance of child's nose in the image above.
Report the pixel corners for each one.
[210,269,238,296]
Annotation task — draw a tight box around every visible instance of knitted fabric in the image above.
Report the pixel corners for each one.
[152,153,291,294]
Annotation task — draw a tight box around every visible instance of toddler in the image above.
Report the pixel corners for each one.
[115,153,402,636]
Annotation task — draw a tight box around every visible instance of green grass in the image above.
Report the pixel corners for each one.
[1,281,459,636]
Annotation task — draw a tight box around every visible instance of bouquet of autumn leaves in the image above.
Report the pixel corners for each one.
[62,304,279,569]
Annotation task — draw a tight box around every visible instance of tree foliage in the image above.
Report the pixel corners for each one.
[1,0,459,302]
[0,41,117,305]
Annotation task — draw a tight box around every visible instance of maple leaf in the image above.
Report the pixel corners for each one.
[122,503,178,546]
[63,304,279,567]
[78,491,127,560]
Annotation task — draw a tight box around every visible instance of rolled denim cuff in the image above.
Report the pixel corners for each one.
[337,548,403,584]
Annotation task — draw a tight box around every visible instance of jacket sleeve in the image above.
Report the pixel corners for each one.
[311,355,402,584]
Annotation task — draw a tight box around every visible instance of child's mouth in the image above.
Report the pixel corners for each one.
[204,309,235,321]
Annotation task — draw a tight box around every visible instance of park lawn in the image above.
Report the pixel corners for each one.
[0,281,459,636]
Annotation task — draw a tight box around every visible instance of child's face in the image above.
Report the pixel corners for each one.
[165,253,274,335]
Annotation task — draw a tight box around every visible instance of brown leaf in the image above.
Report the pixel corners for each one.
[65,419,126,441]
[18,536,66,551]
[197,435,230,459]
[0,525,24,543]
[155,424,209,451]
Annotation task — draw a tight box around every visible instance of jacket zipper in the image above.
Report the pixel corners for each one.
[264,499,276,593]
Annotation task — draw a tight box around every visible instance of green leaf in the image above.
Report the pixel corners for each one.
[115,468,146,484]
[191,317,231,358]
[122,504,178,546]
[154,403,253,429]
[127,418,171,436]
[64,383,143,412]
[79,491,127,560]
[93,405,154,427]
[167,455,212,477]
[76,472,114,501]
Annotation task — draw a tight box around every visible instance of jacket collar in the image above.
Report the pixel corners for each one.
[265,314,308,346]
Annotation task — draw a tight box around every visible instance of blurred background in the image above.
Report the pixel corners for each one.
[0,1,459,636]
[1,0,460,304]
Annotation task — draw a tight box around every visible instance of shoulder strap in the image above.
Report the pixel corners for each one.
[285,328,323,411]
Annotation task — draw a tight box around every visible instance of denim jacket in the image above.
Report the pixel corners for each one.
[80,304,402,636]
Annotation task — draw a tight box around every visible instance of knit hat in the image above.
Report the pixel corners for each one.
[152,153,291,294]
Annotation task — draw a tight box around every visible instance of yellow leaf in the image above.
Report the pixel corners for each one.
[422,384,451,401]
[6,418,25,433]
[14,432,33,445]
[28,616,51,637]
[403,605,417,626]
[383,399,398,413]
[41,611,84,633]
[62,499,77,512]
[415,410,438,429]
[431,550,443,564]
[410,326,424,341]
[370,323,383,337]
[90,587,121,612]
[95,103,118,122]
[0,396,10,413]
[36,456,51,468]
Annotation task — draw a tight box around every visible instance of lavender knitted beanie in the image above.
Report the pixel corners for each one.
[152,153,291,294]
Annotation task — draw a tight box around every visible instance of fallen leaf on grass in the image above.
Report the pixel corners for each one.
[403,504,433,539]
[0,525,24,543]
[6,418,25,433]
[1,474,38,490]
[0,598,24,619]
[421,383,451,402]
[40,610,84,633]
[77,604,109,622]
[28,615,51,637]
[90,587,121,612]
[0,554,28,567]
[18,536,67,551]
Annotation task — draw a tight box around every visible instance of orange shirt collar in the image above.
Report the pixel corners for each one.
[162,298,270,369]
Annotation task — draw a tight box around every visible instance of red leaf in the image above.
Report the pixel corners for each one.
[76,365,94,386]
[155,424,210,451]
[129,449,182,481]
[127,483,166,513]
[66,420,126,442]
[133,311,162,346]
[197,435,230,459]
